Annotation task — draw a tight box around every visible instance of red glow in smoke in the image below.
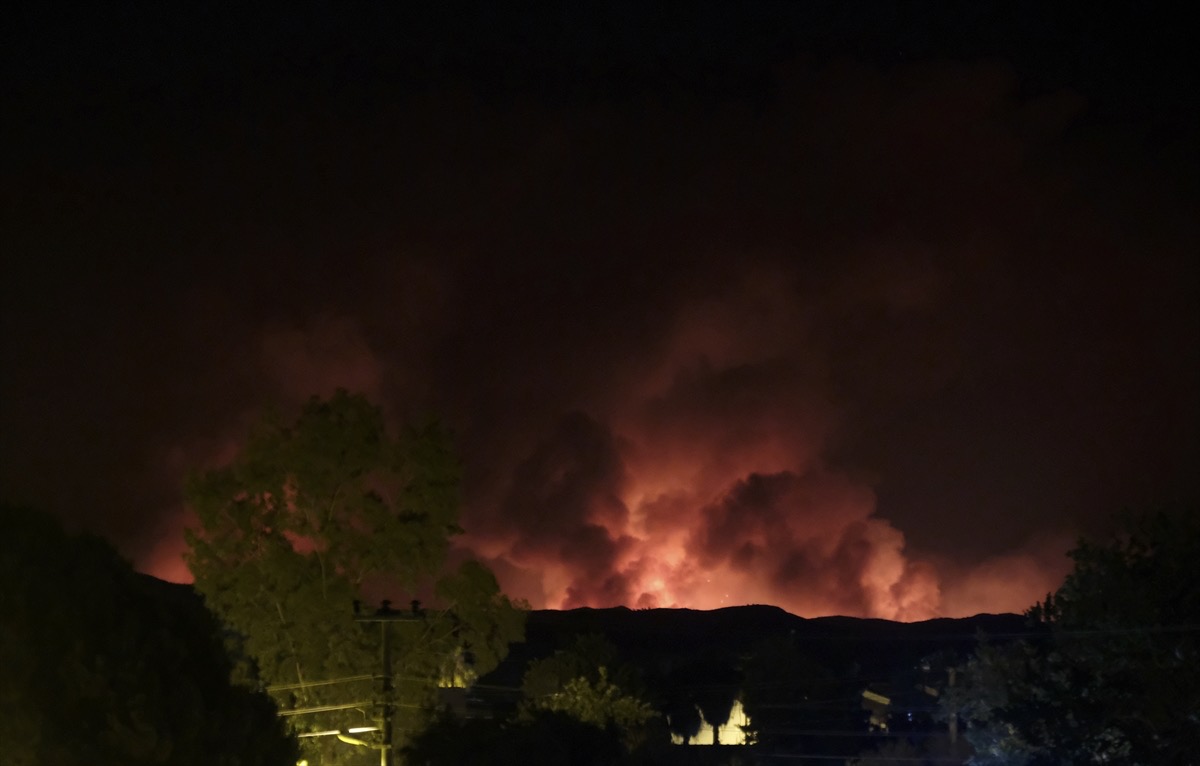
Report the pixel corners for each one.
[139,276,1071,620]
[452,270,1071,620]
[466,446,1068,620]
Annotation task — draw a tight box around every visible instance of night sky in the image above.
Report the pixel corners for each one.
[4,3,1197,620]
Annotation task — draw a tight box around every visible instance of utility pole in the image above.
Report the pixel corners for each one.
[947,666,957,745]
[355,600,422,766]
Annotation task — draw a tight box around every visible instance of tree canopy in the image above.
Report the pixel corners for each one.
[945,511,1200,764]
[521,634,658,753]
[658,648,742,745]
[185,391,525,764]
[0,505,297,766]
[402,633,665,765]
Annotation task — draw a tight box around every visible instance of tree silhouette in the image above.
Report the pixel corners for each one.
[522,634,657,752]
[0,505,297,766]
[946,511,1200,764]
[185,391,525,763]
[662,650,741,744]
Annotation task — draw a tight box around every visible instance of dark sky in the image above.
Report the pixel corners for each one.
[3,3,1197,619]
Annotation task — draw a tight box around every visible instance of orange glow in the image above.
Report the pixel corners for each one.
[446,270,1072,620]
[138,273,1070,620]
[144,414,1068,623]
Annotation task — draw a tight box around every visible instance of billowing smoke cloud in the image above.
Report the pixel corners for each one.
[937,534,1076,617]
[446,261,945,619]
[434,63,1189,619]
[449,251,1073,619]
[487,411,637,607]
[10,55,1193,621]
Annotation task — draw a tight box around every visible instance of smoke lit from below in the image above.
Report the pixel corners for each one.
[460,408,1070,621]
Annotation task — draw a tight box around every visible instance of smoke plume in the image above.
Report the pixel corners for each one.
[7,56,1192,621]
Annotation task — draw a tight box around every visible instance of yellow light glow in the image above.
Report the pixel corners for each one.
[670,699,751,746]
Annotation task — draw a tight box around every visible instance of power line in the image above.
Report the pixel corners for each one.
[298,726,380,739]
[753,729,953,737]
[279,701,373,716]
[267,677,446,691]
[757,755,966,763]
[268,674,376,692]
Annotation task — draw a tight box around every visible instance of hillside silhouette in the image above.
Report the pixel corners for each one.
[474,605,1030,709]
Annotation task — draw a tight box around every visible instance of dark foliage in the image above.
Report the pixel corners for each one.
[0,505,298,766]
[660,651,742,743]
[521,634,657,751]
[948,511,1200,764]
[185,391,525,763]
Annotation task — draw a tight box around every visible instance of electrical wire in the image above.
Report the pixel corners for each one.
[267,674,376,691]
[757,755,968,762]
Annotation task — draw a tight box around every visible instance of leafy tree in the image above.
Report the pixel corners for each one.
[534,670,658,749]
[661,689,703,744]
[523,634,643,700]
[0,505,297,766]
[940,640,1043,765]
[185,391,525,764]
[692,661,741,744]
[522,634,657,752]
[659,649,741,745]
[405,633,663,766]
[945,511,1200,764]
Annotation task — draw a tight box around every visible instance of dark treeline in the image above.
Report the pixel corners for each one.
[4,504,1195,765]
[417,511,1199,765]
[0,505,298,766]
